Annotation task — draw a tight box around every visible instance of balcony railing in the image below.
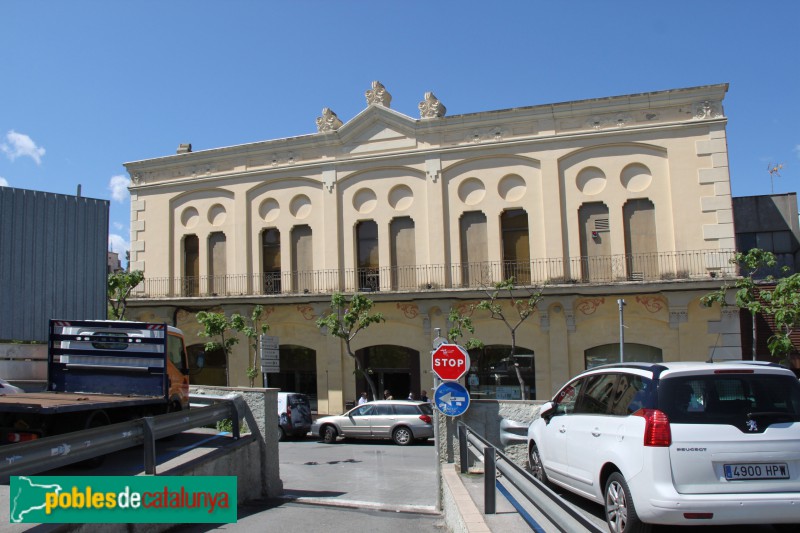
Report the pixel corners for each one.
[130,249,737,299]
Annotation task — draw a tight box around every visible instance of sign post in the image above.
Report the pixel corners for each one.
[432,343,471,417]
[431,343,470,382]
[259,335,280,387]
[433,380,470,417]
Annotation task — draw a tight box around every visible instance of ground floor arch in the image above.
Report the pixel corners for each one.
[268,344,318,410]
[355,345,420,404]
[465,344,536,400]
[584,343,663,369]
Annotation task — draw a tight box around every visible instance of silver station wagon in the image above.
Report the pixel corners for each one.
[312,400,434,445]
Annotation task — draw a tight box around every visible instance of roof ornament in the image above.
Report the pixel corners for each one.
[365,80,392,108]
[316,108,343,132]
[419,92,446,119]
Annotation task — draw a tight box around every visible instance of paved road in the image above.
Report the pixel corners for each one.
[174,435,443,532]
[279,435,438,511]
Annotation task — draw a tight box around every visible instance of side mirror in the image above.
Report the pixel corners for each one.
[538,401,556,423]
[188,353,205,376]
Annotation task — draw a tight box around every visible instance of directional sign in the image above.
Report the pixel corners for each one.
[432,343,470,381]
[260,335,280,373]
[434,381,470,417]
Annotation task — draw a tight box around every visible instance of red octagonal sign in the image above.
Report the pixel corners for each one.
[432,344,471,381]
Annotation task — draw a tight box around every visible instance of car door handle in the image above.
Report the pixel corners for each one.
[592,429,601,437]
[559,425,566,433]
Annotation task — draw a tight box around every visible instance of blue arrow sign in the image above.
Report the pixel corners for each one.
[434,381,471,417]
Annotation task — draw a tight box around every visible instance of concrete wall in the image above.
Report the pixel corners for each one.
[439,399,542,475]
[189,385,282,499]
[0,343,47,383]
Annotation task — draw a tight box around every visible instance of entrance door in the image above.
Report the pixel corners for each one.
[356,345,420,401]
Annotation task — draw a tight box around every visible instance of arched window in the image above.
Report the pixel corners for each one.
[501,209,530,283]
[578,203,611,282]
[182,234,199,296]
[623,199,657,280]
[584,343,663,369]
[356,220,379,291]
[465,344,536,400]
[460,211,488,287]
[390,217,415,290]
[208,231,227,295]
[262,228,281,294]
[291,225,313,293]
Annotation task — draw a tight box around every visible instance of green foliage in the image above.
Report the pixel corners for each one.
[447,308,484,350]
[316,292,385,400]
[474,277,544,355]
[702,249,798,363]
[316,292,385,343]
[107,270,144,320]
[230,305,270,387]
[196,310,239,385]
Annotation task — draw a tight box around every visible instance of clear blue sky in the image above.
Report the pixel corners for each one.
[2,1,798,264]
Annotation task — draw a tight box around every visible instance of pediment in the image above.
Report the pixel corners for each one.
[339,106,418,155]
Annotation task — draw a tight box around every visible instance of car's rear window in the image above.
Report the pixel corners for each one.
[288,394,310,407]
[393,404,419,415]
[659,373,800,428]
[419,403,433,415]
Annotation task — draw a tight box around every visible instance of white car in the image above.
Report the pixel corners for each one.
[527,361,800,532]
[0,378,24,395]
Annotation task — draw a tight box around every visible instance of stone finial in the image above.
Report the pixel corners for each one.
[365,80,392,108]
[419,92,446,119]
[177,143,192,154]
[316,108,343,132]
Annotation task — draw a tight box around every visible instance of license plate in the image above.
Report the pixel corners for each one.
[724,463,789,480]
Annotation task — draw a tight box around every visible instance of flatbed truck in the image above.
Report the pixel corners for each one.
[0,319,190,443]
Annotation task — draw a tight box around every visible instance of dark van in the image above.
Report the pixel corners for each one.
[277,392,312,440]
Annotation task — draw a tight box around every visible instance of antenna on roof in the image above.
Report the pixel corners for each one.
[707,332,721,363]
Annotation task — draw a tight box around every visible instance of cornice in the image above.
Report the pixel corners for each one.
[128,117,726,192]
[125,84,729,189]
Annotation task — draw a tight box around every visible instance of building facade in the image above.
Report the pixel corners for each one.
[124,82,740,414]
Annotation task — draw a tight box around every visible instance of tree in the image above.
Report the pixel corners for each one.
[701,248,800,364]
[446,307,484,350]
[473,278,544,396]
[316,292,385,401]
[230,305,270,387]
[107,269,144,320]
[196,311,239,386]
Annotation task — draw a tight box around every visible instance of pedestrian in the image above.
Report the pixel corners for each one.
[383,389,393,400]
[420,390,429,402]
[357,392,368,405]
[407,392,415,401]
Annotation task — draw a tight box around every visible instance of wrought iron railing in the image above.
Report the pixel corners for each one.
[130,249,737,299]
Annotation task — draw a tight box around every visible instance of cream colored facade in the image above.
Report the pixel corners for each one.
[124,82,741,414]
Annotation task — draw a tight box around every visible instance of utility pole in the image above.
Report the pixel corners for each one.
[618,299,626,363]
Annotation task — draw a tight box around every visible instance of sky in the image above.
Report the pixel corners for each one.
[2,1,798,266]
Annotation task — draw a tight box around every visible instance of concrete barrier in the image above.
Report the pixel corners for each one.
[34,386,282,533]
[438,399,545,531]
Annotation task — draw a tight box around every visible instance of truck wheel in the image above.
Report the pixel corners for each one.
[80,410,111,468]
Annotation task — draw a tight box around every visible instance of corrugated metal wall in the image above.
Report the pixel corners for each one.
[0,187,109,342]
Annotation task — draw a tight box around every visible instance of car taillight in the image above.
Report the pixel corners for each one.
[419,414,432,424]
[633,409,671,447]
[286,404,292,419]
[7,432,38,443]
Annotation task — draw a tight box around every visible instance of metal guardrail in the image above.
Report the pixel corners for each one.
[0,394,247,479]
[457,421,604,533]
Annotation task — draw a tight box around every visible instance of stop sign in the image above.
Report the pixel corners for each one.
[432,344,470,381]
